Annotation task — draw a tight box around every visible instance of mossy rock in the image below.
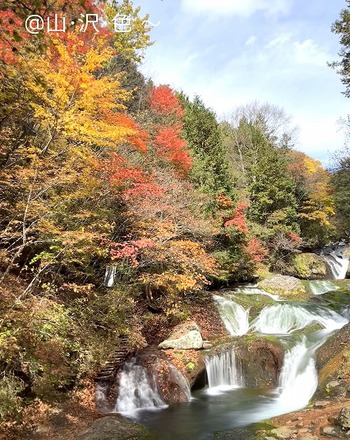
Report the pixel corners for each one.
[289,253,327,279]
[258,275,308,298]
[216,290,276,321]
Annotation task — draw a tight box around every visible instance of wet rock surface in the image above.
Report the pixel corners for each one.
[76,415,155,440]
[235,337,285,388]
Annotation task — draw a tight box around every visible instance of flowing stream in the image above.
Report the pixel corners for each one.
[307,280,339,295]
[114,283,348,439]
[323,251,349,280]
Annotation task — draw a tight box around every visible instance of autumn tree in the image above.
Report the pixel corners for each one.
[288,150,335,245]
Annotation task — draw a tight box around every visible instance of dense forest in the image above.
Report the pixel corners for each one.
[0,0,350,437]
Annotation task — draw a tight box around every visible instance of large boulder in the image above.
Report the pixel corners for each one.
[258,275,306,296]
[76,415,155,440]
[315,323,350,399]
[235,337,285,388]
[139,349,193,404]
[289,253,327,279]
[158,321,203,350]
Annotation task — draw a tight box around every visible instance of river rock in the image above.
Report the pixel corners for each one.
[270,427,294,439]
[234,337,285,388]
[322,426,339,436]
[338,407,350,430]
[138,347,199,404]
[76,415,155,440]
[258,275,306,296]
[315,323,350,399]
[313,400,328,409]
[158,321,203,350]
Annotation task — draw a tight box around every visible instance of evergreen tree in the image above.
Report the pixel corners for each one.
[178,94,235,205]
[330,0,350,97]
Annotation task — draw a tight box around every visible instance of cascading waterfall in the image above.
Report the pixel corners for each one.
[323,251,349,280]
[115,358,167,415]
[213,295,249,336]
[129,292,348,440]
[307,280,339,295]
[250,303,347,335]
[205,349,243,393]
[277,336,318,411]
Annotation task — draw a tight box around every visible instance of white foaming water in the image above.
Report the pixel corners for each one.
[324,252,349,280]
[104,266,116,287]
[307,280,339,295]
[251,303,348,335]
[213,295,250,336]
[235,285,281,301]
[115,358,167,415]
[277,336,318,411]
[205,349,243,395]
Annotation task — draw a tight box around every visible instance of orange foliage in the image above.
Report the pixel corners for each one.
[244,237,268,263]
[154,126,192,172]
[149,85,184,118]
[224,202,249,234]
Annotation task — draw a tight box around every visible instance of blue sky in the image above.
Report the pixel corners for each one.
[132,0,349,165]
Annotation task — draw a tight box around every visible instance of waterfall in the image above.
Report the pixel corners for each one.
[323,251,349,280]
[277,336,318,411]
[251,303,347,335]
[115,358,167,415]
[205,349,243,394]
[104,266,116,287]
[213,295,249,336]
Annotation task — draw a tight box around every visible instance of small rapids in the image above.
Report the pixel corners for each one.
[213,295,249,336]
[235,284,281,301]
[307,280,339,295]
[250,303,347,335]
[323,251,349,280]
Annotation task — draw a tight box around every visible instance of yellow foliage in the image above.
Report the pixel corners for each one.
[23,35,135,149]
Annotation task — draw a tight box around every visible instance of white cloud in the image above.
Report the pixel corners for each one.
[245,36,257,46]
[265,34,292,48]
[181,0,293,17]
[265,35,330,66]
[293,39,330,66]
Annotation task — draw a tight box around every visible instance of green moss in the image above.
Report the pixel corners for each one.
[290,253,327,279]
[186,361,196,371]
[222,291,275,320]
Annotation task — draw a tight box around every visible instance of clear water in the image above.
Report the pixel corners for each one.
[135,387,284,440]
